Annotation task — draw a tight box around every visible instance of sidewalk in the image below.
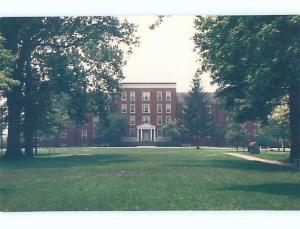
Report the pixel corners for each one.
[226,152,295,169]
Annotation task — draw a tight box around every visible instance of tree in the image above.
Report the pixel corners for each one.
[194,16,300,162]
[225,122,248,152]
[96,113,127,145]
[0,17,137,158]
[161,120,188,142]
[183,70,213,149]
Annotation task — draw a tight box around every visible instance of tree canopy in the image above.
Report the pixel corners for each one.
[194,16,300,162]
[0,17,138,158]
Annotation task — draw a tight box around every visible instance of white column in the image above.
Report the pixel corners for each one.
[153,129,156,142]
[140,129,143,142]
[150,129,152,142]
[137,128,139,142]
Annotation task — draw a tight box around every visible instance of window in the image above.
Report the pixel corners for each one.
[157,116,163,125]
[142,116,151,124]
[166,104,171,113]
[157,91,162,101]
[121,104,127,113]
[142,104,150,113]
[60,129,67,138]
[121,91,127,101]
[166,91,171,101]
[157,128,162,137]
[130,91,135,101]
[142,92,150,101]
[157,104,162,113]
[81,129,87,138]
[130,104,135,113]
[130,116,136,125]
[129,128,136,137]
[166,116,171,124]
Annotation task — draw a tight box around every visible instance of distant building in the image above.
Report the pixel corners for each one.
[117,82,177,142]
[40,82,257,147]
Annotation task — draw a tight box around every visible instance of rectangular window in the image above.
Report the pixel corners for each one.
[166,116,171,124]
[81,129,87,138]
[130,116,136,125]
[166,104,171,113]
[121,104,127,113]
[121,91,127,101]
[157,104,162,113]
[157,116,163,125]
[142,104,150,113]
[60,129,67,138]
[157,91,162,101]
[142,116,151,124]
[130,91,135,101]
[166,91,171,101]
[157,128,162,137]
[142,92,150,101]
[130,104,135,113]
[129,128,136,137]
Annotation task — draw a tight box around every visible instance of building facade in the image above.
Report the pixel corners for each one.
[40,82,257,147]
[117,82,177,142]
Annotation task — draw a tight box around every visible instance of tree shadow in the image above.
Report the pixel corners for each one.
[222,183,300,198]
[0,154,139,169]
[166,159,295,172]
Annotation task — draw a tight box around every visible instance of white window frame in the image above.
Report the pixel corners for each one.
[166,91,171,101]
[157,116,163,125]
[142,92,150,101]
[166,116,171,124]
[129,128,136,137]
[60,129,67,139]
[142,115,151,124]
[81,129,88,139]
[121,104,127,113]
[157,104,162,113]
[130,91,135,101]
[142,104,150,113]
[166,104,171,113]
[130,104,135,113]
[157,91,162,101]
[130,116,136,125]
[157,128,162,137]
[121,91,127,101]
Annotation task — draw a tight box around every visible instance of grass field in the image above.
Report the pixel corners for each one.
[0,147,299,211]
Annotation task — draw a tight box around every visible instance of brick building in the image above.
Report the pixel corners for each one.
[116,82,177,142]
[41,82,257,147]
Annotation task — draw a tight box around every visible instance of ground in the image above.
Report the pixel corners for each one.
[0,147,299,211]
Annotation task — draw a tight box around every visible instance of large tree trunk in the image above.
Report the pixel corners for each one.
[4,88,23,159]
[23,58,35,158]
[288,78,300,163]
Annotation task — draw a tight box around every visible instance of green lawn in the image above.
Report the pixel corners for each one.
[0,147,299,211]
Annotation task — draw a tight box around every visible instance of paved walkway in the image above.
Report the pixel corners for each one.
[226,152,295,169]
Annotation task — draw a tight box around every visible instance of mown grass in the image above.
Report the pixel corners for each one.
[0,147,299,211]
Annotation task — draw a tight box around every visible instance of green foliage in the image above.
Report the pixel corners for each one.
[96,113,128,143]
[0,17,138,156]
[194,16,300,161]
[161,120,188,142]
[0,36,16,92]
[183,69,213,144]
[225,122,248,150]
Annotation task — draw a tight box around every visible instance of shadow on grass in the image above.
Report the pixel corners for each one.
[222,183,300,198]
[0,154,138,169]
[166,159,294,172]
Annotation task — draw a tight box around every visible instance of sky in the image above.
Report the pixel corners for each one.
[121,16,218,93]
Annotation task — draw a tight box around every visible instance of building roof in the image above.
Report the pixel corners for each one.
[121,82,176,89]
[176,92,217,104]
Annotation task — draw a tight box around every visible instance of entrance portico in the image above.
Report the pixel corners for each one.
[136,123,156,142]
